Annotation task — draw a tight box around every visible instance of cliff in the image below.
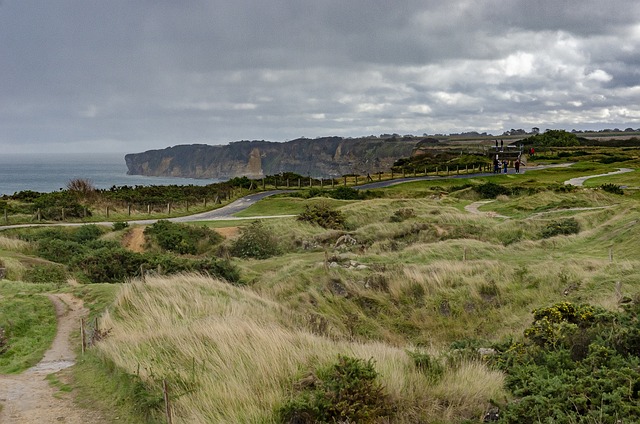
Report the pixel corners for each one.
[125,136,424,179]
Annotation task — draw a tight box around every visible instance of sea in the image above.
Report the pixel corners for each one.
[0,153,221,196]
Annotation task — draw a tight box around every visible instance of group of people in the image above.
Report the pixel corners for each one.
[492,155,521,174]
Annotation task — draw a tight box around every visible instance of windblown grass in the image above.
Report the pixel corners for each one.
[96,274,504,423]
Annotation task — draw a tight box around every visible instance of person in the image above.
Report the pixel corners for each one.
[503,160,508,174]
[530,147,535,156]
[495,140,499,151]
[500,140,504,151]
[493,157,499,173]
[514,158,520,174]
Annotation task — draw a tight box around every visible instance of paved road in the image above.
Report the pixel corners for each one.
[0,190,293,231]
[564,168,634,187]
[0,164,578,230]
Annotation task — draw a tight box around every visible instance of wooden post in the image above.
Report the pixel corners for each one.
[80,318,85,354]
[424,166,427,175]
[309,177,312,187]
[402,168,406,178]
[436,166,438,176]
[446,166,449,176]
[61,207,65,221]
[262,178,265,189]
[413,168,417,177]
[378,173,381,181]
[167,202,171,215]
[343,176,347,186]
[128,204,131,216]
[465,165,468,174]
[331,178,335,188]
[275,179,278,189]
[298,178,301,188]
[354,175,358,186]
[286,179,290,188]
[609,248,613,263]
[163,379,173,424]
[391,170,394,179]
[147,204,151,214]
[203,198,207,208]
[105,206,109,219]
[457,166,459,175]
[4,208,7,224]
[320,179,323,188]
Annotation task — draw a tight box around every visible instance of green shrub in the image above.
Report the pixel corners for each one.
[36,238,87,265]
[473,182,511,199]
[112,221,129,231]
[406,350,444,381]
[297,203,346,229]
[278,355,394,423]
[73,247,145,283]
[540,218,580,238]
[601,183,624,195]
[230,221,281,259]
[496,301,640,423]
[329,186,362,200]
[23,264,68,285]
[144,220,223,255]
[73,224,104,243]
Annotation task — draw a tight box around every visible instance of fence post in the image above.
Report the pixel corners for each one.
[167,202,171,215]
[343,176,347,186]
[309,177,312,187]
[402,168,406,178]
[105,206,109,219]
[61,207,65,221]
[148,204,151,214]
[320,179,323,188]
[4,207,7,224]
[354,175,358,186]
[163,379,173,424]
[128,204,131,216]
[436,166,438,176]
[298,178,301,188]
[80,318,85,354]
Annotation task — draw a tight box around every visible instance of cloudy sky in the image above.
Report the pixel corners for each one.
[1,0,639,154]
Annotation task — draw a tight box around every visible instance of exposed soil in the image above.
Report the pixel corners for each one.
[122,226,146,252]
[465,200,510,219]
[214,226,240,239]
[0,293,107,423]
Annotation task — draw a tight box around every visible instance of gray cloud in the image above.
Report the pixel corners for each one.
[1,0,639,154]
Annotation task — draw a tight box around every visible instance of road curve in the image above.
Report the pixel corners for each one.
[564,168,634,187]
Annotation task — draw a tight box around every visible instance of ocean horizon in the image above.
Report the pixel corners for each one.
[0,153,221,196]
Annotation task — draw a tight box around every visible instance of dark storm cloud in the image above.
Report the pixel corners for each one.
[0,0,639,153]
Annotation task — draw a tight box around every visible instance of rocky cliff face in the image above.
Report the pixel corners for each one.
[125,137,422,179]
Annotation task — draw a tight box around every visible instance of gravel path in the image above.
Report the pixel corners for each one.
[0,294,107,424]
[564,168,634,186]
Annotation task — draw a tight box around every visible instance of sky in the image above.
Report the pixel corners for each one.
[1,0,639,155]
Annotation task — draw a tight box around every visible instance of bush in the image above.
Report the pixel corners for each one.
[36,238,87,265]
[278,355,394,423]
[112,221,130,231]
[73,247,145,283]
[144,220,223,255]
[230,221,281,259]
[23,264,68,285]
[601,183,624,195]
[473,182,511,199]
[297,203,346,229]
[496,301,640,423]
[540,218,580,238]
[329,186,362,200]
[73,224,104,244]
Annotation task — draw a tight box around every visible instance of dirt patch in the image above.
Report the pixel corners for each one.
[0,293,108,423]
[122,226,146,253]
[214,226,240,239]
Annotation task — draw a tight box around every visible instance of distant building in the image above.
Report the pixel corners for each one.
[531,127,540,134]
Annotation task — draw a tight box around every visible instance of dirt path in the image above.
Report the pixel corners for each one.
[464,200,510,218]
[0,293,107,423]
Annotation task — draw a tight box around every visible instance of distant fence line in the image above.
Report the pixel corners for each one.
[2,163,499,225]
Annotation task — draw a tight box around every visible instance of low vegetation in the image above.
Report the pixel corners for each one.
[1,144,639,422]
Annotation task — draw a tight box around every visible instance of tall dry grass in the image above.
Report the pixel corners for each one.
[97,274,504,423]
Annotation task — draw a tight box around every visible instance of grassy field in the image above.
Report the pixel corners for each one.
[1,153,639,422]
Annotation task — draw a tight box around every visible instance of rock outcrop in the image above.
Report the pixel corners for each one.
[125,136,423,179]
